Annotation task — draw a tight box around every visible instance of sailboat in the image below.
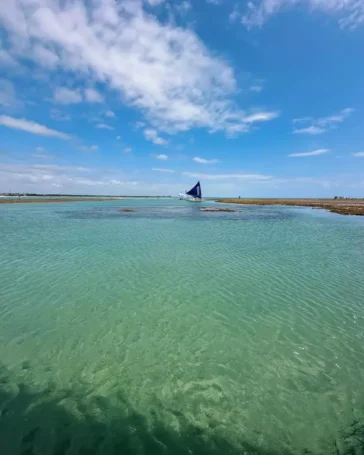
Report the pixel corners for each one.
[180,181,202,202]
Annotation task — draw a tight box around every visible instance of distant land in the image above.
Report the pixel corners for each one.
[218,198,364,216]
[1,193,364,216]
[0,193,172,198]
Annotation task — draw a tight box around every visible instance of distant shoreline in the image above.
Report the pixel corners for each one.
[1,197,364,216]
[0,196,172,204]
[0,198,112,204]
[217,198,364,216]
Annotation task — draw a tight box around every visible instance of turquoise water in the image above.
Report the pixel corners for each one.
[1,200,364,455]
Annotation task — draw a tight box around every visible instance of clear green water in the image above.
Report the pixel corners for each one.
[1,200,364,455]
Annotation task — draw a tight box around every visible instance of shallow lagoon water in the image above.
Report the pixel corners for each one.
[1,200,364,454]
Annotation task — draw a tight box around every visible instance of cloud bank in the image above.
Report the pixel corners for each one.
[240,0,364,29]
[0,0,278,136]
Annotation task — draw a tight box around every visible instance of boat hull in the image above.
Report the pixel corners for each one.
[186,198,202,202]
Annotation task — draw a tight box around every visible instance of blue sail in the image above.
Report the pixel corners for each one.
[186,181,201,198]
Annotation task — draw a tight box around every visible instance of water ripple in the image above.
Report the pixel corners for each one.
[1,201,364,454]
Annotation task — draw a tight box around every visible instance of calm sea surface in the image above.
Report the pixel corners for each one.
[1,199,364,455]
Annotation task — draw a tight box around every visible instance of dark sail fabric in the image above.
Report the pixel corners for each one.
[186,181,201,198]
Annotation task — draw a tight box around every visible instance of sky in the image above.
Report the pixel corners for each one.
[0,0,363,197]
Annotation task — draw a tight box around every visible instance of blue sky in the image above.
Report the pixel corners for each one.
[0,0,363,197]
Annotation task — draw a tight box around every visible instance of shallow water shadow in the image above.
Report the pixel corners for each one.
[0,365,363,455]
[58,205,296,223]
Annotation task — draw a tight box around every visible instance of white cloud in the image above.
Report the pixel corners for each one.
[0,115,70,140]
[229,4,240,22]
[144,128,167,145]
[33,164,90,172]
[0,41,19,68]
[36,146,45,152]
[152,167,175,172]
[193,157,220,164]
[292,108,354,134]
[84,88,104,103]
[0,0,278,136]
[124,147,132,153]
[50,109,71,121]
[1,163,90,174]
[53,87,82,105]
[288,148,330,157]
[292,116,312,124]
[54,87,103,104]
[176,1,192,13]
[116,135,121,140]
[249,85,263,92]
[1,161,360,197]
[183,172,272,180]
[0,162,99,192]
[0,79,17,107]
[317,108,354,126]
[241,0,364,29]
[105,110,115,117]
[353,152,364,157]
[32,152,57,159]
[242,111,278,123]
[0,161,188,195]
[135,121,146,130]
[293,126,326,135]
[96,123,114,130]
[78,145,99,152]
[206,0,222,4]
[74,178,104,186]
[146,0,165,5]
[33,44,60,68]
[156,154,168,160]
